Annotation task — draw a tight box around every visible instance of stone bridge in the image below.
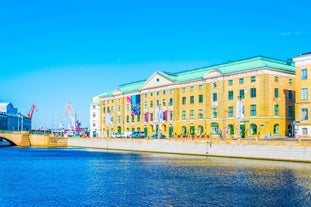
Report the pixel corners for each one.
[0,131,67,147]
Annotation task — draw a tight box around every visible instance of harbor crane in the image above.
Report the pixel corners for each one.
[65,102,81,132]
[27,104,37,119]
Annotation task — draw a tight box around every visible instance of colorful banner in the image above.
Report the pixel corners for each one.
[131,95,140,115]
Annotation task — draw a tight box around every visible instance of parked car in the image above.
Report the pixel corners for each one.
[121,131,132,138]
[150,133,166,139]
[131,131,145,138]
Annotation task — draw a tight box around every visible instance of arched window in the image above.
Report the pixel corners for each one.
[250,124,257,135]
[302,128,308,135]
[228,124,234,135]
[211,122,219,135]
[198,125,204,135]
[273,124,279,134]
[190,125,195,135]
[182,126,187,135]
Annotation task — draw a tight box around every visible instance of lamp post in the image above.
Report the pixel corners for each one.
[236,96,244,140]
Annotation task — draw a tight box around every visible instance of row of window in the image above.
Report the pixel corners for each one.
[102,104,295,125]
[102,88,296,113]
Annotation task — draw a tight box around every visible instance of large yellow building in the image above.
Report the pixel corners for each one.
[95,56,295,139]
[293,52,311,138]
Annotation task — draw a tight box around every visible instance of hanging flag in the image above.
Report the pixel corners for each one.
[126,96,132,104]
[131,95,141,115]
[145,112,149,122]
[164,110,168,121]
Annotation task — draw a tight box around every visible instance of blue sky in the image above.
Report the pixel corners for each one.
[0,0,310,129]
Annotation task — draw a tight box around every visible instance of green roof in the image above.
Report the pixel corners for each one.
[99,56,295,97]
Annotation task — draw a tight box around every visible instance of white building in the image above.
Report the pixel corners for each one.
[89,97,100,137]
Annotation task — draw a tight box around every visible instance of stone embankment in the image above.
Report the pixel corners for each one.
[68,138,311,163]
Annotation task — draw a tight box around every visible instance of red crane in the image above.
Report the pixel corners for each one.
[27,104,37,119]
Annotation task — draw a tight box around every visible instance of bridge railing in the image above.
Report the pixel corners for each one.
[0,130,22,134]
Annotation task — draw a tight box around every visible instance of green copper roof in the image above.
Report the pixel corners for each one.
[99,56,295,97]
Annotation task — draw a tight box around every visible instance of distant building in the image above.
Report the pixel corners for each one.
[89,97,100,137]
[0,102,31,131]
[293,52,311,138]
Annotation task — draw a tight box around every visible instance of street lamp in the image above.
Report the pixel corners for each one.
[236,96,244,140]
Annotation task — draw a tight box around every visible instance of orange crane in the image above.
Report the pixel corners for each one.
[27,104,37,119]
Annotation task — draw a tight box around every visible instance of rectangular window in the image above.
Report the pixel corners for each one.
[182,110,186,120]
[162,99,166,107]
[92,113,96,118]
[126,104,129,112]
[126,115,129,123]
[169,89,173,94]
[274,88,279,98]
[190,86,194,92]
[118,105,121,112]
[301,108,308,120]
[289,79,293,85]
[228,106,234,118]
[117,116,121,124]
[163,90,166,95]
[213,93,217,102]
[182,87,186,93]
[198,109,203,119]
[144,93,147,98]
[169,111,173,120]
[137,115,140,122]
[274,105,279,116]
[156,91,160,96]
[239,90,245,99]
[131,115,135,122]
[190,110,194,120]
[198,95,203,103]
[228,80,233,86]
[212,108,217,118]
[150,92,153,97]
[275,76,279,83]
[250,105,256,116]
[250,88,256,98]
[190,96,194,104]
[144,101,148,109]
[150,113,154,121]
[182,97,186,105]
[288,106,293,118]
[251,76,256,82]
[150,101,153,108]
[103,107,106,113]
[156,100,160,106]
[199,85,203,90]
[301,69,308,80]
[302,128,308,135]
[288,90,293,101]
[239,78,244,84]
[169,98,173,106]
[228,91,234,100]
[301,88,308,100]
[212,82,217,88]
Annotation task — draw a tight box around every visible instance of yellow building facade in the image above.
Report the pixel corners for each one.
[97,56,295,139]
[293,52,311,138]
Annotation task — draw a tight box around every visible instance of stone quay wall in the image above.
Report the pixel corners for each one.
[68,138,311,163]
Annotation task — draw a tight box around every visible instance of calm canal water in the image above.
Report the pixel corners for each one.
[0,143,311,207]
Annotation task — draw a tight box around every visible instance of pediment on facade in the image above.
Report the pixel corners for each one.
[203,69,222,79]
[113,89,122,96]
[140,72,174,90]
